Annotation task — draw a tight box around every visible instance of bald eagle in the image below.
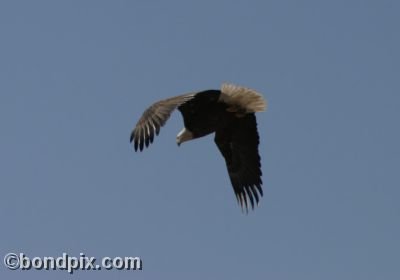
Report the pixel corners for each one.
[130,83,267,211]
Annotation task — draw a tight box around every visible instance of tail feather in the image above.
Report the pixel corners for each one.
[220,83,267,113]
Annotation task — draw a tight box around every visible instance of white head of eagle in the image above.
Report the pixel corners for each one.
[130,83,267,211]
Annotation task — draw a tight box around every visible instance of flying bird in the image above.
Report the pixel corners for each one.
[130,83,267,211]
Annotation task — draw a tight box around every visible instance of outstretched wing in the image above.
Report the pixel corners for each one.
[130,93,195,151]
[214,113,263,211]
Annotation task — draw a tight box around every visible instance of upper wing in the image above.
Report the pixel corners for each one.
[130,93,195,151]
[214,113,263,211]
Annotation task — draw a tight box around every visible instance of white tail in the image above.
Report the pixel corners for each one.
[220,83,267,113]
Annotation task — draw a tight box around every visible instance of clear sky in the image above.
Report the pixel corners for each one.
[1,1,399,279]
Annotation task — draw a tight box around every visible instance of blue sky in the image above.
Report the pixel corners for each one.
[1,1,399,279]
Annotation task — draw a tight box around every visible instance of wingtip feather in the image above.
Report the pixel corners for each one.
[220,83,267,113]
